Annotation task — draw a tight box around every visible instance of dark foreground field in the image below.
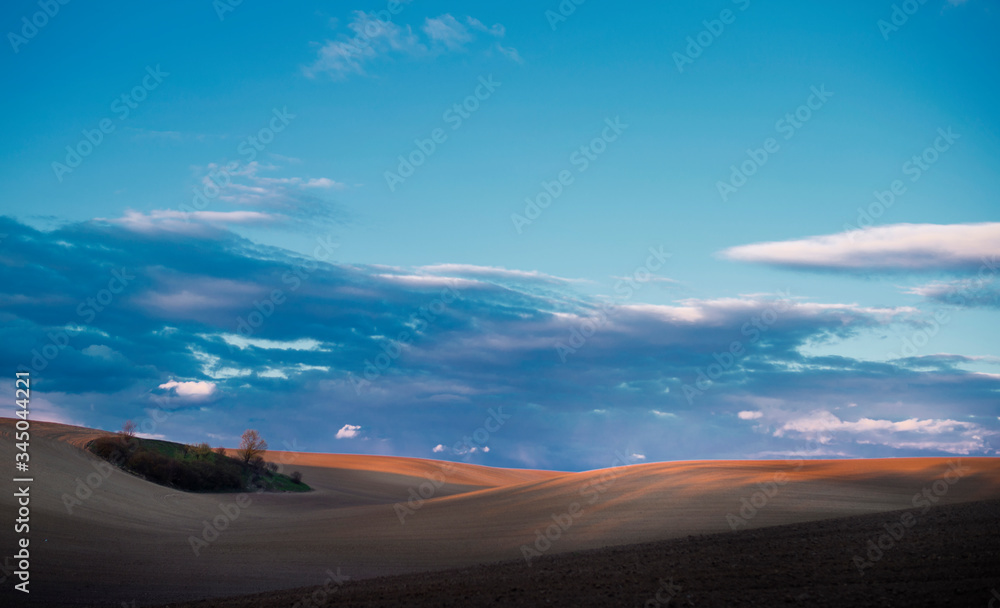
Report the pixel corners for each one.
[162,498,1000,608]
[3,421,998,608]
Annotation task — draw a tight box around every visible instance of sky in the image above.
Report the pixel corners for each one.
[1,0,998,471]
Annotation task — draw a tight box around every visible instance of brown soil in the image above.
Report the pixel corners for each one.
[161,498,1000,608]
[2,419,998,607]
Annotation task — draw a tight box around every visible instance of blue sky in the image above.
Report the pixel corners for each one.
[2,0,998,470]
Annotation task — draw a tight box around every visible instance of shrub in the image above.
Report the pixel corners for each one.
[191,442,213,460]
[249,455,265,472]
[90,436,135,466]
[126,450,174,486]
[87,434,308,493]
[290,471,303,484]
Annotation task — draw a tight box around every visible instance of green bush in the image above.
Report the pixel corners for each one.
[87,434,309,494]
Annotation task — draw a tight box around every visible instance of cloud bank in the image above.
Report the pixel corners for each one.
[2,217,997,469]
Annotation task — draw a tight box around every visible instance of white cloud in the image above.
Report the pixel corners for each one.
[619,297,913,326]
[302,177,344,189]
[208,161,346,208]
[219,336,326,352]
[631,453,646,460]
[375,273,480,289]
[771,409,993,454]
[721,223,1000,272]
[305,11,424,79]
[738,410,763,420]
[495,43,523,64]
[306,11,519,79]
[651,410,678,418]
[465,16,505,37]
[158,380,217,398]
[336,424,362,439]
[106,209,277,234]
[423,14,473,50]
[419,263,581,284]
[432,444,446,453]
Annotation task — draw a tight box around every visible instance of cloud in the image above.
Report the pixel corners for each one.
[305,11,423,79]
[2,216,997,469]
[306,11,518,79]
[105,210,278,235]
[419,264,581,284]
[195,161,345,227]
[432,444,445,453]
[905,278,1000,309]
[158,380,217,398]
[721,223,1000,273]
[769,409,994,454]
[336,424,362,439]
[423,14,474,51]
[495,43,523,64]
[465,16,505,37]
[301,177,344,189]
[651,410,678,418]
[738,410,763,420]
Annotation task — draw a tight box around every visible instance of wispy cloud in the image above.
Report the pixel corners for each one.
[306,11,520,79]
[423,14,474,51]
[105,209,278,235]
[419,264,582,284]
[905,278,1000,309]
[721,223,1000,272]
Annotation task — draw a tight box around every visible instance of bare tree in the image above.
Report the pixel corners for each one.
[119,420,137,439]
[237,429,268,464]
